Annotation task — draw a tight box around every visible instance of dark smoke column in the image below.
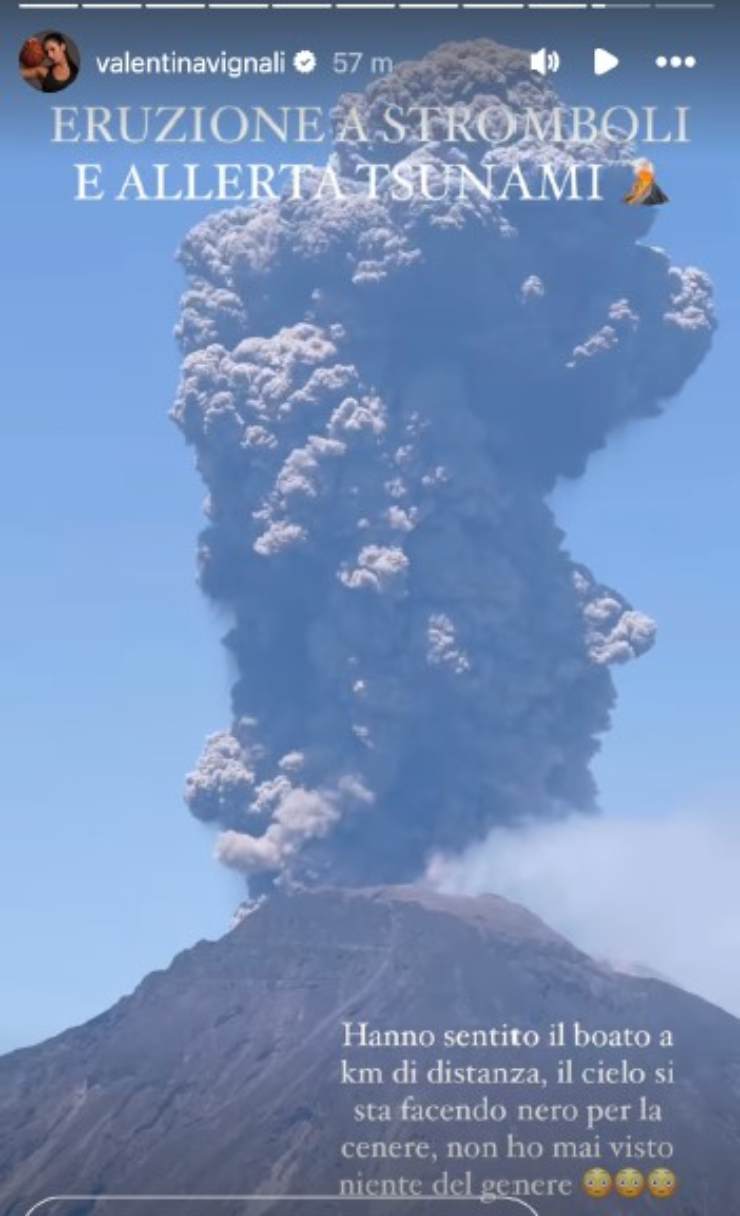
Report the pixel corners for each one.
[172,42,714,896]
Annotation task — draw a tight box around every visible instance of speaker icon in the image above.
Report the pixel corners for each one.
[530,47,561,77]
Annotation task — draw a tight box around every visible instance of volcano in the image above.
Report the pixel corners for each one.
[1,886,738,1216]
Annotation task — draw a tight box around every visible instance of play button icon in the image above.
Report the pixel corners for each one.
[594,47,620,76]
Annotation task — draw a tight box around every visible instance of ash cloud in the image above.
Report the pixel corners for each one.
[171,41,714,895]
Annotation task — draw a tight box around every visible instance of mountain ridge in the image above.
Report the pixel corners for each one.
[1,885,738,1215]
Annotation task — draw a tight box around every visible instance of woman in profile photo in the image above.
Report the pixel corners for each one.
[20,32,79,93]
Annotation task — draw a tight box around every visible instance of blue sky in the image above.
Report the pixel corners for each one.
[1,7,738,1050]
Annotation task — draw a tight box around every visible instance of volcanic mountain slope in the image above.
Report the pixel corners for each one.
[1,886,738,1216]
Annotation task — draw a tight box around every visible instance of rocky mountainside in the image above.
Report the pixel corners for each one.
[1,885,738,1216]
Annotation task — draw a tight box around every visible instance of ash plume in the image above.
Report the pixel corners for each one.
[172,41,714,895]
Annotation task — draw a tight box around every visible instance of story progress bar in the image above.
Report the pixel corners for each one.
[16,1,719,10]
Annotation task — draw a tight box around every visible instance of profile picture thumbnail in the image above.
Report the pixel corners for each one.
[20,31,80,93]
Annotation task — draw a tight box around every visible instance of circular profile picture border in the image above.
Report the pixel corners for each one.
[19,30,81,94]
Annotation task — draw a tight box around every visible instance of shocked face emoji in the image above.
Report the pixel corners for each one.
[582,1168,613,1199]
[614,1167,646,1198]
[647,1168,678,1199]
